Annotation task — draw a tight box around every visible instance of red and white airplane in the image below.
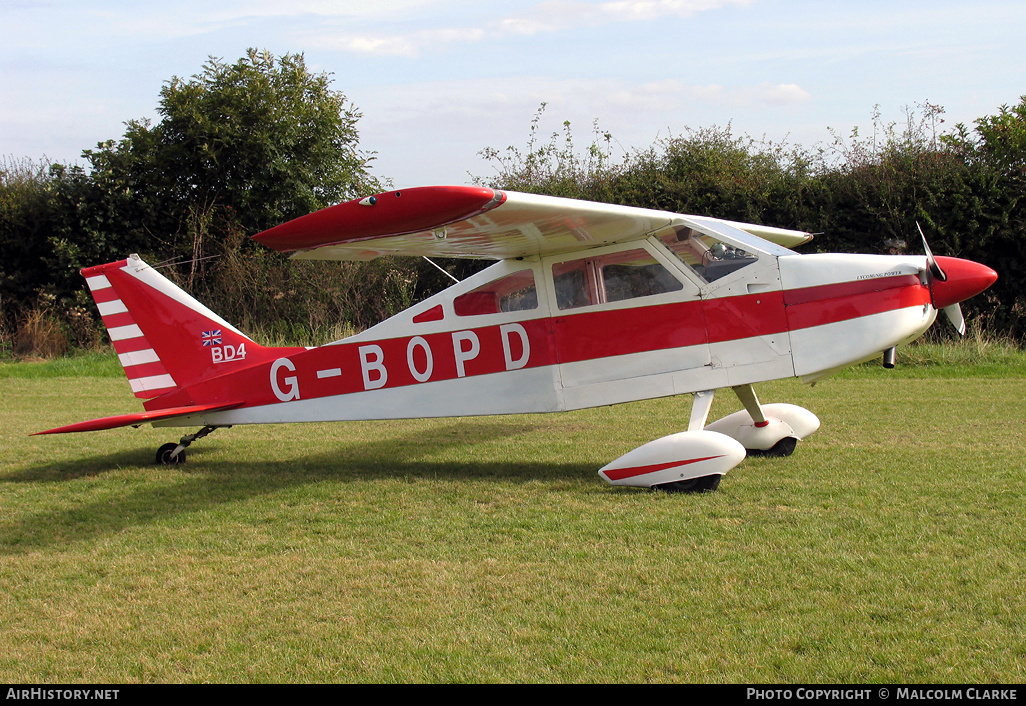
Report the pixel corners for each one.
[37,186,997,491]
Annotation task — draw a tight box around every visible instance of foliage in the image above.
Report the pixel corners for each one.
[0,159,58,308]
[940,100,1026,337]
[475,103,623,202]
[478,98,1026,340]
[1,50,388,354]
[189,227,419,336]
[88,49,380,239]
[3,73,1026,354]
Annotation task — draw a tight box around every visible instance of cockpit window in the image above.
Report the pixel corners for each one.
[552,248,684,311]
[659,228,758,283]
[454,269,538,316]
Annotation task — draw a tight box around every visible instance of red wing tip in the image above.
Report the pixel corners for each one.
[252,186,506,252]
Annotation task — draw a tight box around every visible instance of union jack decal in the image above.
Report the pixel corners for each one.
[201,330,222,346]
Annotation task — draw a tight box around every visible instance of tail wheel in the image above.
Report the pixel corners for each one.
[156,443,186,465]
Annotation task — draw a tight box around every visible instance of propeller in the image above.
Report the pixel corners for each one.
[917,222,966,335]
[918,223,947,283]
[942,303,966,336]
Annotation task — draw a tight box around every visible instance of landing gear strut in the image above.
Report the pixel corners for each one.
[704,385,818,455]
[155,425,228,465]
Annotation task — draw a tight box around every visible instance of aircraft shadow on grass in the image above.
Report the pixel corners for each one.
[2,419,600,554]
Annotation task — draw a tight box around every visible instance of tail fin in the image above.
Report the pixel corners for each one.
[83,255,278,398]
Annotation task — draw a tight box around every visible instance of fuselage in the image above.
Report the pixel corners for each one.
[148,223,987,429]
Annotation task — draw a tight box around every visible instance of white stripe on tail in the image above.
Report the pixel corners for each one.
[84,262,178,398]
[82,254,272,399]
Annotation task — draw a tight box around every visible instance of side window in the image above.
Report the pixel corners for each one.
[454,269,538,316]
[553,260,595,311]
[659,228,758,283]
[552,249,684,311]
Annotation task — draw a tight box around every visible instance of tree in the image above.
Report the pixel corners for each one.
[2,49,390,353]
[83,49,382,247]
[942,96,1026,336]
[154,49,378,230]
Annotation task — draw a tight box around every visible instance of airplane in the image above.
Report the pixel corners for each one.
[35,186,998,492]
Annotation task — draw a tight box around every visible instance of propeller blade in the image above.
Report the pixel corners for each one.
[914,222,995,337]
[943,304,966,336]
[918,222,947,282]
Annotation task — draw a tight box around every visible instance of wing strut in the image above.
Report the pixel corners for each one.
[422,256,460,283]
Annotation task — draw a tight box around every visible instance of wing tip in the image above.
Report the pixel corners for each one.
[252,185,505,253]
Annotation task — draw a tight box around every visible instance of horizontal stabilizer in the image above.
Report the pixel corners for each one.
[33,402,243,435]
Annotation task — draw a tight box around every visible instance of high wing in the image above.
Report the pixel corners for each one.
[252,186,813,261]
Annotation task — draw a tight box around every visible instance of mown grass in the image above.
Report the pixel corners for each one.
[1,344,1024,683]
[837,334,1026,380]
[0,350,122,379]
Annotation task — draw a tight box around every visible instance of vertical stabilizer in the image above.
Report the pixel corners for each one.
[83,255,276,398]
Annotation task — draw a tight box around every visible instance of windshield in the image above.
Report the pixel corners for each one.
[657,227,759,283]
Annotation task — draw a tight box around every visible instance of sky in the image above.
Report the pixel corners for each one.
[1,0,1023,190]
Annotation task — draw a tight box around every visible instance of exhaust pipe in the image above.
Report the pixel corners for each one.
[882,346,896,369]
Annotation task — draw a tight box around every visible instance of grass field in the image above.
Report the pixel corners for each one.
[1,347,1025,683]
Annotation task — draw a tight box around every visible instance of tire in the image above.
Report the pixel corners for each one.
[764,436,797,457]
[746,436,798,458]
[156,443,186,465]
[656,474,722,493]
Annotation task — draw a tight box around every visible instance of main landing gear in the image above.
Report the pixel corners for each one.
[657,474,723,493]
[155,425,229,465]
[597,384,820,493]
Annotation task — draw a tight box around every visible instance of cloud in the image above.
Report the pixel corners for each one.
[332,35,421,58]
[314,26,488,58]
[18,1,444,45]
[745,83,813,106]
[358,76,813,144]
[500,0,755,34]
[355,73,812,186]
[363,76,811,124]
[318,0,756,56]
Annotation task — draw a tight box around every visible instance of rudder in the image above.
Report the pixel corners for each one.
[84,254,268,398]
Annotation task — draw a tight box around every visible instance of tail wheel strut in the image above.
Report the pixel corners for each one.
[155,425,229,465]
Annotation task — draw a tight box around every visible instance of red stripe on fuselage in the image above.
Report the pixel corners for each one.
[784,275,930,331]
[149,276,929,411]
[552,301,708,363]
[783,274,918,306]
[705,290,788,343]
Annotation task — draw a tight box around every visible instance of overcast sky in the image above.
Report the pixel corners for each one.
[2,1,1023,191]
